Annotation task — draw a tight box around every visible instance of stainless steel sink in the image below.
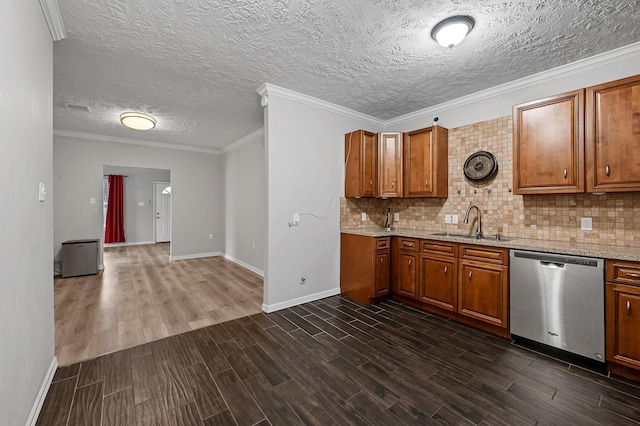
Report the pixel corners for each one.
[431,232,514,242]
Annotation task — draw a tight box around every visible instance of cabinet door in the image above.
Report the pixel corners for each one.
[420,255,457,311]
[513,90,584,194]
[378,132,402,198]
[606,284,640,368]
[374,250,391,297]
[404,126,448,198]
[586,75,640,192]
[344,130,376,197]
[398,252,418,299]
[458,261,508,328]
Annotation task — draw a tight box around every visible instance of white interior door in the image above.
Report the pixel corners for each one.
[154,182,171,243]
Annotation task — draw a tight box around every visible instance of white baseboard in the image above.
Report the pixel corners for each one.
[261,287,340,313]
[104,241,155,248]
[223,254,264,277]
[26,356,57,426]
[170,252,222,261]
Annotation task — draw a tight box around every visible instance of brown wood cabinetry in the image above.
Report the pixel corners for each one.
[396,238,419,300]
[586,75,640,193]
[606,260,640,381]
[340,233,390,305]
[419,241,457,312]
[403,126,448,198]
[378,132,403,198]
[345,130,377,198]
[513,90,584,194]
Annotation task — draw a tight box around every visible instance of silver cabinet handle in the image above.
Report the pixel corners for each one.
[627,300,631,316]
[444,266,448,273]
[370,179,373,187]
[563,169,567,179]
[391,181,395,188]
[628,273,640,278]
[408,259,412,266]
[425,180,428,187]
[469,271,472,279]
[379,257,383,263]
[606,165,610,176]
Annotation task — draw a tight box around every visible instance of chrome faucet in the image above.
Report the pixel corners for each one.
[464,205,482,239]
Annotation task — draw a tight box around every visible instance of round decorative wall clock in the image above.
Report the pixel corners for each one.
[463,151,498,181]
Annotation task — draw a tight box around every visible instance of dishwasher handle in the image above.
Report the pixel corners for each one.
[540,261,565,268]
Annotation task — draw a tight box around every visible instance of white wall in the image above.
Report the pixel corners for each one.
[260,86,383,310]
[103,165,171,245]
[53,136,224,264]
[0,2,55,425]
[223,130,266,275]
[387,42,640,131]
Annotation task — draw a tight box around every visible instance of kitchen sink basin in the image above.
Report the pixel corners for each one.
[431,232,514,242]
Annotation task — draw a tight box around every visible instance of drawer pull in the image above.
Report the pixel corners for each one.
[379,257,384,264]
[444,266,448,273]
[627,273,640,278]
[628,300,632,316]
[425,180,428,187]
[408,259,412,266]
[606,165,610,176]
[469,271,472,279]
[392,181,395,188]
[563,168,567,179]
[370,180,373,187]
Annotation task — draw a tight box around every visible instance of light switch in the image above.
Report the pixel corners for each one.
[38,182,46,202]
[452,214,459,224]
[394,213,400,222]
[361,212,367,222]
[581,217,593,231]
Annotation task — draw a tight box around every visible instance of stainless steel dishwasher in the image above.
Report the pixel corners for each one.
[510,250,605,362]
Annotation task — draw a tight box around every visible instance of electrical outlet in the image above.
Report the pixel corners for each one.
[89,197,96,204]
[452,214,459,224]
[209,234,214,240]
[252,242,256,250]
[361,212,367,222]
[299,276,307,285]
[394,213,400,222]
[581,217,593,231]
[445,214,452,224]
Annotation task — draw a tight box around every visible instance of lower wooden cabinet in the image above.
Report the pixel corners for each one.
[458,260,508,328]
[395,238,420,300]
[419,241,457,312]
[340,233,390,305]
[606,260,640,380]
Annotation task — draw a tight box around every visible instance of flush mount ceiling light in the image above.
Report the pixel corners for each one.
[119,111,157,130]
[431,15,475,49]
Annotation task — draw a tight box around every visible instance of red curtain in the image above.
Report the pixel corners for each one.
[104,175,126,243]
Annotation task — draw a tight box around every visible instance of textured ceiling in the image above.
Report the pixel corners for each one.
[53,0,640,150]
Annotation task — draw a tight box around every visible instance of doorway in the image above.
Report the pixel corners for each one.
[154,181,171,243]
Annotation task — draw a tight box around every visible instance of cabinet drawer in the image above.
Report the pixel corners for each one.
[421,240,457,257]
[376,237,391,250]
[460,244,508,266]
[398,237,419,251]
[606,260,640,285]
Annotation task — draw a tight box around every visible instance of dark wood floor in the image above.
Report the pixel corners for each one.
[38,296,640,425]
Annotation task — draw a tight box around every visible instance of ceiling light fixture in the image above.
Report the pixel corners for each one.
[119,111,157,130]
[431,15,475,49]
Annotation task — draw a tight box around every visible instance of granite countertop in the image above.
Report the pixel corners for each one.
[341,227,640,262]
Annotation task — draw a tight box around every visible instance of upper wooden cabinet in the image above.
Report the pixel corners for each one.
[345,130,377,198]
[378,132,403,198]
[404,126,448,198]
[513,90,584,194]
[586,75,640,193]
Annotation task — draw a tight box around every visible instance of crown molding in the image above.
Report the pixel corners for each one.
[221,128,264,154]
[257,83,384,128]
[53,129,221,155]
[39,0,66,41]
[385,40,640,128]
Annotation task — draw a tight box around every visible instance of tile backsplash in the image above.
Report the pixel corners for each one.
[341,115,640,247]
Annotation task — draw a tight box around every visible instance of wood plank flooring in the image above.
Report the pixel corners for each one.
[55,244,263,365]
[40,296,640,425]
